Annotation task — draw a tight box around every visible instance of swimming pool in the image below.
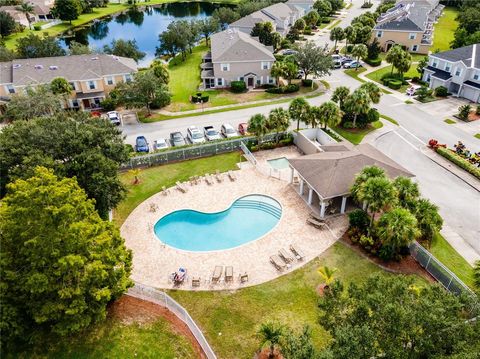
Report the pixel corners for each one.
[267,157,290,170]
[154,194,282,251]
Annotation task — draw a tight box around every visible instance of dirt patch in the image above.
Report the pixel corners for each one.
[254,348,284,359]
[109,295,206,359]
[340,234,435,283]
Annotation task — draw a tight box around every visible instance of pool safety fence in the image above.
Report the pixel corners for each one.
[128,282,217,359]
[121,133,286,170]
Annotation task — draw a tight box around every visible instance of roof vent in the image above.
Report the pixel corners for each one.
[12,64,21,69]
[49,65,58,70]
[34,64,43,69]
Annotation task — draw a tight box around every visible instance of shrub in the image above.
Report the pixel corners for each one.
[361,2,373,7]
[266,87,284,94]
[347,226,363,243]
[412,76,420,82]
[274,54,285,62]
[303,29,312,35]
[100,97,117,111]
[476,105,480,115]
[346,44,353,53]
[302,79,313,87]
[349,209,370,232]
[201,95,209,103]
[416,86,433,100]
[230,81,246,93]
[388,80,402,90]
[342,121,354,129]
[285,83,299,93]
[365,58,382,67]
[434,86,448,97]
[265,84,299,94]
[458,104,471,120]
[436,147,480,179]
[33,24,42,31]
[359,235,375,252]
[280,39,292,49]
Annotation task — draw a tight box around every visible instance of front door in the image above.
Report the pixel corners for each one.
[247,77,254,87]
[82,99,90,109]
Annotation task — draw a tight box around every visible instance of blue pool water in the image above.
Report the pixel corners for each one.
[154,194,282,251]
[267,157,290,170]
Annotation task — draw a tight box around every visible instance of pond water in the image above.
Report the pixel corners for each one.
[61,2,226,67]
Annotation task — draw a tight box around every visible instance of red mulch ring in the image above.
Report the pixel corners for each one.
[108,295,206,359]
[254,348,284,359]
[340,233,435,283]
[467,111,480,122]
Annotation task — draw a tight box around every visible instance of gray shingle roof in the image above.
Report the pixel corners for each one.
[375,0,438,32]
[262,2,302,20]
[431,44,480,68]
[210,29,275,63]
[425,66,452,80]
[464,81,480,90]
[288,144,413,199]
[0,54,137,86]
[230,11,274,29]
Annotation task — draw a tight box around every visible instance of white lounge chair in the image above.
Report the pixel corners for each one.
[225,266,233,282]
[307,218,326,228]
[290,244,305,261]
[270,255,286,271]
[279,248,294,264]
[211,266,223,283]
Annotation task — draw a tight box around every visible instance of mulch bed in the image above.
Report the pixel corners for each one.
[340,233,435,283]
[109,295,206,359]
[454,111,480,122]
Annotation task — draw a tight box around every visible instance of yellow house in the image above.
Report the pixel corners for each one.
[0,54,137,110]
[371,0,444,55]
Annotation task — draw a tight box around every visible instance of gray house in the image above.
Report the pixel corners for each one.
[201,29,276,90]
[285,0,315,11]
[422,44,480,103]
[230,2,305,36]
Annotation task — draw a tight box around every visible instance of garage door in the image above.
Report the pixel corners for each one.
[462,86,480,103]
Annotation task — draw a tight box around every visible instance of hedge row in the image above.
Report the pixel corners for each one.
[436,147,480,179]
[265,83,299,94]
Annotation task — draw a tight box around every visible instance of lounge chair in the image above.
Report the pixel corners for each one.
[307,218,326,228]
[176,181,187,193]
[225,266,233,282]
[309,212,325,222]
[239,272,249,283]
[228,170,237,181]
[172,267,187,285]
[215,169,223,182]
[205,175,213,185]
[270,255,286,271]
[279,248,294,264]
[211,266,223,283]
[191,277,201,287]
[290,244,305,261]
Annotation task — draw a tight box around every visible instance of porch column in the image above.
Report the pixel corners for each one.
[320,200,326,219]
[299,179,304,195]
[362,201,367,210]
[290,167,295,184]
[307,187,313,205]
[341,196,347,214]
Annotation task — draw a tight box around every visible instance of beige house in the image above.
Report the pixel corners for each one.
[201,28,276,90]
[372,0,444,54]
[0,54,137,110]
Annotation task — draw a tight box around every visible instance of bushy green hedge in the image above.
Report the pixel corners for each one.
[365,58,382,67]
[265,83,299,94]
[388,80,402,90]
[230,81,246,93]
[302,79,313,87]
[436,147,480,179]
[434,86,448,97]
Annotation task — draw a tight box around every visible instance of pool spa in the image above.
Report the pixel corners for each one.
[154,194,282,251]
[267,157,290,170]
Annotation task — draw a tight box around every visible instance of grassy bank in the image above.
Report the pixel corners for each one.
[431,7,459,52]
[114,152,241,226]
[169,242,424,359]
[333,120,383,145]
[366,64,420,93]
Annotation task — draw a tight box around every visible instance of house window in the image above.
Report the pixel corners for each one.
[473,72,479,80]
[217,78,223,86]
[455,68,462,76]
[426,74,430,82]
[93,97,101,105]
[124,74,132,83]
[71,99,79,108]
[256,79,261,85]
[261,61,270,70]
[105,76,114,85]
[445,63,451,72]
[409,33,416,40]
[221,63,230,71]
[6,84,15,94]
[411,45,418,52]
[239,77,244,81]
[376,31,382,38]
[87,80,96,90]
[268,77,274,84]
[432,60,437,68]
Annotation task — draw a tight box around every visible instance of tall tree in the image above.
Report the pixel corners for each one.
[329,26,345,51]
[307,105,322,128]
[16,33,66,58]
[212,7,240,30]
[331,85,350,110]
[474,261,480,292]
[197,17,219,46]
[103,39,145,62]
[0,113,129,218]
[411,198,443,243]
[289,97,310,130]
[282,326,319,359]
[258,322,284,359]
[350,165,386,202]
[248,113,269,143]
[0,11,16,37]
[16,1,34,29]
[386,45,410,75]
[52,0,82,23]
[68,40,92,55]
[303,9,319,28]
[313,0,332,18]
[0,45,16,61]
[0,167,132,347]
[350,43,367,71]
[150,59,169,84]
[270,61,287,84]
[268,108,291,142]
[50,77,72,96]
[343,88,371,127]
[294,41,333,80]
[359,82,381,104]
[317,101,342,129]
[392,176,419,208]
[343,25,356,54]
[293,18,306,32]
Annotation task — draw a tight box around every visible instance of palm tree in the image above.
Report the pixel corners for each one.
[258,322,284,358]
[350,166,386,205]
[128,168,141,184]
[248,113,269,143]
[358,177,398,226]
[474,261,480,291]
[331,86,350,110]
[17,1,34,29]
[377,208,420,260]
[289,97,310,130]
[412,198,443,243]
[393,176,419,208]
[318,266,337,288]
[268,108,291,142]
[329,26,345,52]
[317,101,342,129]
[343,26,356,54]
[343,88,371,128]
[270,62,287,85]
[351,44,367,71]
[359,82,382,104]
[307,106,322,128]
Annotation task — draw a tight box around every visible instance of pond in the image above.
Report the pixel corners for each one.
[62,2,227,67]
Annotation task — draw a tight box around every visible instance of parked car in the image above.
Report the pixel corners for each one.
[153,138,169,150]
[106,111,121,126]
[340,56,353,65]
[221,123,238,138]
[135,136,149,153]
[238,123,249,136]
[297,69,305,79]
[343,61,362,69]
[187,126,206,144]
[170,132,186,147]
[204,126,222,141]
[282,49,298,56]
[333,60,342,69]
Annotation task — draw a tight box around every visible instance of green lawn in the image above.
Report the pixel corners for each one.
[114,152,242,226]
[333,120,383,145]
[431,7,459,52]
[378,52,426,62]
[365,64,420,93]
[169,242,424,359]
[428,233,474,288]
[444,118,456,124]
[475,133,480,139]
[343,68,393,94]
[10,315,197,359]
[380,114,399,125]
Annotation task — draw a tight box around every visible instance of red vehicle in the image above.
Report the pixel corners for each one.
[238,123,249,136]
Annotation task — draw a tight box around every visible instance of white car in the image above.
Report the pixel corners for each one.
[187,126,206,144]
[221,123,238,138]
[153,138,169,150]
[106,111,121,126]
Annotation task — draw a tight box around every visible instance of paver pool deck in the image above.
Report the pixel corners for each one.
[121,148,348,290]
